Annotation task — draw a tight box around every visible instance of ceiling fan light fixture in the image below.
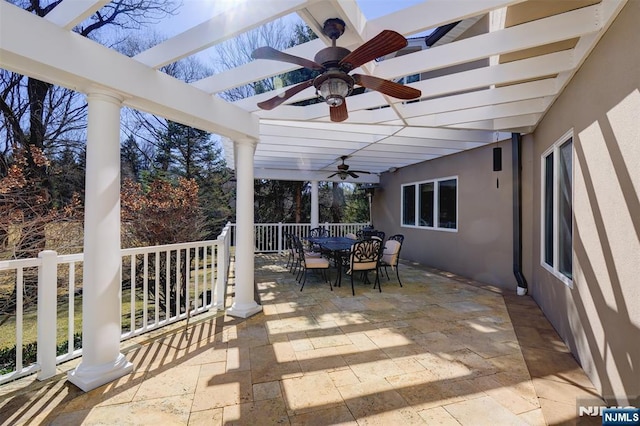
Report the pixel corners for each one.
[320,77,349,107]
[314,71,353,107]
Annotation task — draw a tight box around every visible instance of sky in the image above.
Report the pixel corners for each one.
[158,0,427,37]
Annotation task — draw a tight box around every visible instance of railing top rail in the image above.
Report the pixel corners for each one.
[121,239,219,255]
[57,253,84,263]
[0,257,40,270]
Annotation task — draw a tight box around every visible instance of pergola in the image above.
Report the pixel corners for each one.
[0,0,625,392]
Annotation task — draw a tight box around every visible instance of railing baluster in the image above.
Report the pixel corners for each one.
[165,250,170,321]
[143,253,148,329]
[154,250,159,326]
[194,246,199,311]
[16,267,23,374]
[68,262,75,355]
[215,236,224,309]
[176,249,181,318]
[130,254,135,332]
[185,248,190,314]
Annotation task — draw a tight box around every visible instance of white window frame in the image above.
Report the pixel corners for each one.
[401,176,458,232]
[540,130,574,288]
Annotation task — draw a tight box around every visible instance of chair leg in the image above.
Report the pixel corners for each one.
[375,268,381,292]
[384,265,390,280]
[350,273,355,296]
[396,265,402,287]
[324,269,333,291]
[300,269,307,291]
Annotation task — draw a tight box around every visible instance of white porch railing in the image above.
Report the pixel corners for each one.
[228,222,369,253]
[0,223,232,385]
[0,222,364,385]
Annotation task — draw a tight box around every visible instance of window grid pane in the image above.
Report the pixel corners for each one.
[419,182,434,227]
[402,185,416,225]
[544,153,554,266]
[438,179,457,229]
[558,139,573,279]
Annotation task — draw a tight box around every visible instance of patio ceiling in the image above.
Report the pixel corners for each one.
[0,0,626,183]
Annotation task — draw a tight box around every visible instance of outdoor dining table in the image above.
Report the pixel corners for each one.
[305,236,355,287]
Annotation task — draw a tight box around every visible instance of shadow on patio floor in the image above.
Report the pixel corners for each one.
[0,254,603,425]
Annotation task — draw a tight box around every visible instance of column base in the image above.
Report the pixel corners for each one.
[67,353,133,392]
[226,301,262,318]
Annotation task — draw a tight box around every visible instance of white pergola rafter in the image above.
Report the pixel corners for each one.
[1,0,627,181]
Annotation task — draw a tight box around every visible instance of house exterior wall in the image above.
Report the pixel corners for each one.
[374,141,516,289]
[523,0,639,406]
[374,0,639,406]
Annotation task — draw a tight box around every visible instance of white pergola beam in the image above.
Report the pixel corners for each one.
[260,124,383,143]
[365,0,526,38]
[134,0,309,69]
[399,79,557,118]
[451,114,541,131]
[191,39,325,94]
[253,168,380,184]
[414,50,573,99]
[396,127,508,142]
[378,135,488,150]
[407,97,553,127]
[44,0,111,30]
[375,3,604,80]
[0,2,258,141]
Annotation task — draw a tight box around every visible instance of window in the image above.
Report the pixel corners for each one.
[541,132,573,285]
[402,177,457,231]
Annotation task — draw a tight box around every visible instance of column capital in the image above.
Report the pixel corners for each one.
[86,89,124,105]
[234,137,258,148]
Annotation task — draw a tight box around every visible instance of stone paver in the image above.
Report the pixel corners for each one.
[0,254,601,425]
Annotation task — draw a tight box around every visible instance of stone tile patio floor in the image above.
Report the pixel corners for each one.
[0,254,604,425]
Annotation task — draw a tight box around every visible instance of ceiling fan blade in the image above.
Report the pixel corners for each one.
[351,170,371,175]
[353,74,421,100]
[251,46,324,71]
[329,101,348,122]
[349,171,360,179]
[327,172,339,178]
[256,79,314,110]
[339,30,407,71]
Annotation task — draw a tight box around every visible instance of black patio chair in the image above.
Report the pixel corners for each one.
[378,234,404,287]
[347,238,382,296]
[294,236,332,292]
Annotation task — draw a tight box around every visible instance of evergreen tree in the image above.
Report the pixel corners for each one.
[49,147,85,207]
[121,135,145,181]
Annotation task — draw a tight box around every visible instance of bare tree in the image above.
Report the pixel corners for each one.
[213,20,296,101]
[0,1,180,260]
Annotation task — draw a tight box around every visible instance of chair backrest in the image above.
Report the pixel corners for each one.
[285,233,294,252]
[381,240,401,266]
[292,235,306,260]
[350,239,382,271]
[362,229,385,241]
[388,234,404,244]
[309,227,329,238]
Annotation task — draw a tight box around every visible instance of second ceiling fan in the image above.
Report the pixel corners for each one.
[251,18,422,122]
[328,156,371,180]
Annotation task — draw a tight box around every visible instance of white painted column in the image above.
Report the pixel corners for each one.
[310,180,319,229]
[226,138,262,318]
[68,91,132,392]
